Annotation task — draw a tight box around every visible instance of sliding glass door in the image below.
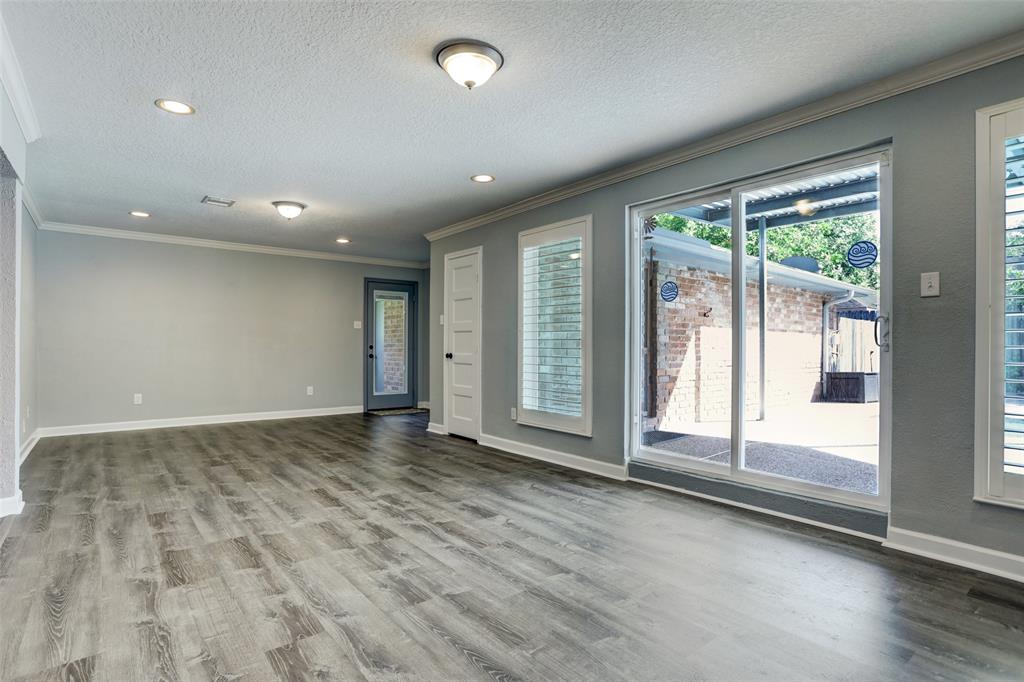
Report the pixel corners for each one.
[632,150,891,509]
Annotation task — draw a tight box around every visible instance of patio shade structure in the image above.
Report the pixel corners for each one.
[654,161,881,418]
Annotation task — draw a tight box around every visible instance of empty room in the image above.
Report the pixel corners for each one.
[3,0,1024,679]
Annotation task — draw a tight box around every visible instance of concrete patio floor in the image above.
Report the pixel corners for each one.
[644,402,880,495]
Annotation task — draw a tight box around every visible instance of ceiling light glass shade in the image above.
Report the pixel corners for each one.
[129,210,150,218]
[437,42,503,90]
[273,201,306,219]
[470,174,495,183]
[154,99,195,115]
[336,237,350,244]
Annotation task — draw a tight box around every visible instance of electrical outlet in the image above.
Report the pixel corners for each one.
[511,407,517,420]
[133,393,143,405]
[306,385,314,396]
[353,320,362,329]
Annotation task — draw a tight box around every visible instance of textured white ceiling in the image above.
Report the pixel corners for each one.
[5,1,1024,261]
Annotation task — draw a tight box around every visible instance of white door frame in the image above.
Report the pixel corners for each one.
[626,146,893,512]
[442,246,483,438]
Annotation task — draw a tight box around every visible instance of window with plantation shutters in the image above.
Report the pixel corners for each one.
[976,99,1024,507]
[518,216,593,436]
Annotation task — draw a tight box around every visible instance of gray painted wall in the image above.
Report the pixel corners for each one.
[0,157,15,499]
[19,204,36,444]
[430,55,1024,556]
[38,230,428,427]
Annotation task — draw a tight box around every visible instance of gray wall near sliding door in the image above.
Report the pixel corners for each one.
[429,55,1024,556]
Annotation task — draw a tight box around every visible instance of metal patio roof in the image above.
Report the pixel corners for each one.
[671,163,880,230]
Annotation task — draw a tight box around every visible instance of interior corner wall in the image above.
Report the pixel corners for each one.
[36,230,429,428]
[429,54,1024,557]
[0,157,16,500]
[18,201,36,445]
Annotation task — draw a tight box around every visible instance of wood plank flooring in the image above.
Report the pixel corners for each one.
[1,412,1023,680]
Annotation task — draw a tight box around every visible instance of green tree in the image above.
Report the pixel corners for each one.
[652,212,879,289]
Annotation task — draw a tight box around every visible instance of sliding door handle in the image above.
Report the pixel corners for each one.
[874,315,890,352]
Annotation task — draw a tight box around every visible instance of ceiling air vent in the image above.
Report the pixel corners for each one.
[201,195,235,208]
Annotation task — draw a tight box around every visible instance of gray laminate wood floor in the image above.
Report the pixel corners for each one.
[1,413,1023,681]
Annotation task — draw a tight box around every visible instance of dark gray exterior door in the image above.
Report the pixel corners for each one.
[364,279,417,410]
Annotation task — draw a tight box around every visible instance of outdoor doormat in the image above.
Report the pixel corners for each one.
[367,408,429,416]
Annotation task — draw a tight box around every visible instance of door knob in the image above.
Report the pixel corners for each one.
[445,352,453,359]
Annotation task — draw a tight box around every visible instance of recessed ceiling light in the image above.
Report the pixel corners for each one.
[436,41,503,90]
[129,211,150,218]
[273,201,306,220]
[154,99,195,115]
[336,237,351,244]
[470,174,495,183]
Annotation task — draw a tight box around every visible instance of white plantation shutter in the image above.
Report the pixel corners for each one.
[518,216,592,436]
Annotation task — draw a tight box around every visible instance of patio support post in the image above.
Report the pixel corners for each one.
[758,216,767,421]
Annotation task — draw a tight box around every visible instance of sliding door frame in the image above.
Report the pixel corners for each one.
[627,146,892,512]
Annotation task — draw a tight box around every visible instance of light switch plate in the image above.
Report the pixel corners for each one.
[306,385,314,396]
[133,393,143,405]
[353,320,362,329]
[921,272,940,297]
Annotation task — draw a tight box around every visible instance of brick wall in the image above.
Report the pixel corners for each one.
[646,259,830,431]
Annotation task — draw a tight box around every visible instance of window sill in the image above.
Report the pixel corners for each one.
[973,495,1024,512]
[516,415,592,438]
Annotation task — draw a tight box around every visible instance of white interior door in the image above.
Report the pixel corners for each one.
[445,248,481,439]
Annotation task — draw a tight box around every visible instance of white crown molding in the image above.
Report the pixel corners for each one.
[0,14,41,142]
[20,184,43,227]
[35,405,365,438]
[478,433,628,481]
[39,221,429,269]
[885,526,1024,585]
[425,29,1024,242]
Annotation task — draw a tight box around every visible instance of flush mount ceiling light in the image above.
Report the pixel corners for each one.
[335,237,351,244]
[436,40,503,90]
[154,99,195,115]
[470,174,495,183]
[129,210,150,218]
[273,201,306,220]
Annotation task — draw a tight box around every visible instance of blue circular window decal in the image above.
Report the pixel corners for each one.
[660,281,679,302]
[846,241,878,269]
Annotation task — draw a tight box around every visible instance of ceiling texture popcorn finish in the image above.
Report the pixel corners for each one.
[4,1,1024,261]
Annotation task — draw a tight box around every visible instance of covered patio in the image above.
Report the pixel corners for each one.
[642,163,883,496]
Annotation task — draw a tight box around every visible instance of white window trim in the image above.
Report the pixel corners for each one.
[626,148,893,513]
[517,215,593,437]
[975,96,1024,509]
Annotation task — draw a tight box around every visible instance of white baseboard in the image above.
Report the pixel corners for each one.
[478,433,627,481]
[426,422,447,435]
[884,527,1024,584]
[17,430,39,466]
[35,405,364,438]
[0,490,24,518]
[418,401,431,409]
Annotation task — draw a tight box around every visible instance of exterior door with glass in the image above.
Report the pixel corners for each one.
[364,279,417,411]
